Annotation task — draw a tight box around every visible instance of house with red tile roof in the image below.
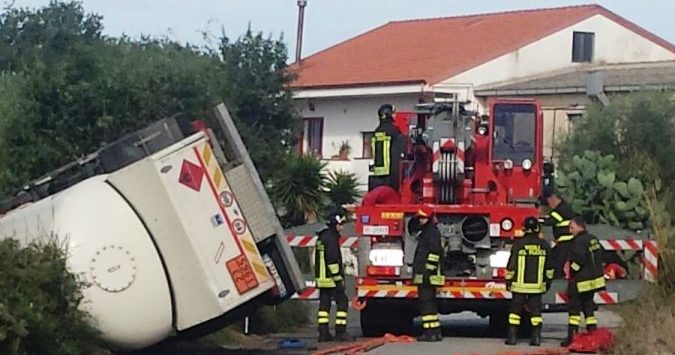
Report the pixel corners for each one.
[291,5,675,187]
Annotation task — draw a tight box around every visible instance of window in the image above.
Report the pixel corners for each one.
[492,104,536,163]
[572,31,594,63]
[361,131,374,158]
[302,117,323,157]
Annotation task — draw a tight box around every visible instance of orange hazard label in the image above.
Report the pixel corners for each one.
[227,254,258,294]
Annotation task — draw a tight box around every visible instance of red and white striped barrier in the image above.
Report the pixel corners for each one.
[286,235,360,248]
[643,240,658,283]
[357,287,512,300]
[292,287,320,300]
[554,291,618,305]
[599,239,643,250]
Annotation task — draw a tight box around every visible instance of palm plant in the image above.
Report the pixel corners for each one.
[324,169,361,207]
[271,154,327,226]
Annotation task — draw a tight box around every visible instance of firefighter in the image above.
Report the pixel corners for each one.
[561,216,605,347]
[504,217,554,346]
[369,103,405,191]
[541,189,577,278]
[411,205,444,342]
[315,210,353,342]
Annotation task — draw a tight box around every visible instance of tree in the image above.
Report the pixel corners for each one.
[0,1,297,196]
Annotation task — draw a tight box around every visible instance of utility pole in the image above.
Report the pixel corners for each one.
[295,0,307,63]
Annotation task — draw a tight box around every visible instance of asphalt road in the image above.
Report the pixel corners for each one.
[276,301,621,355]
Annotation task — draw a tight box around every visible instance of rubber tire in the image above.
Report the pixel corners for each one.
[360,302,415,337]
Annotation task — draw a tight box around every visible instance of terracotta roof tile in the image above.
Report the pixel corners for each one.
[291,4,675,89]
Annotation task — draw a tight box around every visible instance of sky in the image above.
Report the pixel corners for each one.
[6,0,675,60]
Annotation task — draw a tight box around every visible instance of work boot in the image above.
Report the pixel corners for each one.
[530,325,542,346]
[504,325,518,345]
[560,325,579,347]
[334,327,354,342]
[318,325,334,342]
[417,331,443,342]
[586,324,597,332]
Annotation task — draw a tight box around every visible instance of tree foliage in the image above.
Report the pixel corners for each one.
[557,91,675,187]
[0,1,297,195]
[0,238,99,355]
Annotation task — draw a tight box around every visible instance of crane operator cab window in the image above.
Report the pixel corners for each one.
[492,104,536,164]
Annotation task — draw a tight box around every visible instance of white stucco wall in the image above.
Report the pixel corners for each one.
[444,14,675,105]
[296,94,420,187]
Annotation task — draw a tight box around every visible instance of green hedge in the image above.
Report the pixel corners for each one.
[0,238,100,355]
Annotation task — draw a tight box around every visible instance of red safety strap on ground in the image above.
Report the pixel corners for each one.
[490,348,570,355]
[312,333,415,355]
[568,328,615,353]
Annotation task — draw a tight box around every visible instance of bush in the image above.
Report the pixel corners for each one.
[556,151,648,230]
[0,238,100,355]
[324,169,362,208]
[271,154,327,227]
[248,301,310,334]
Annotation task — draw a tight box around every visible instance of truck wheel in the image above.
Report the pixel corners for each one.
[360,302,414,337]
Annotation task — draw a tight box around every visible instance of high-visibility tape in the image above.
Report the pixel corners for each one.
[643,240,658,283]
[554,291,618,304]
[600,239,643,250]
[286,235,360,248]
[198,143,270,284]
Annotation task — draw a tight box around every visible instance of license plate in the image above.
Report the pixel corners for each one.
[363,225,389,235]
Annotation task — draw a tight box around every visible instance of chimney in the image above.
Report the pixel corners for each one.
[295,0,307,64]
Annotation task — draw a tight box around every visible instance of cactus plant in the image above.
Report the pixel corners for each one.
[556,150,648,231]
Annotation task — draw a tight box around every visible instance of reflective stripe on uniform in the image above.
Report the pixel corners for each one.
[430,275,444,286]
[531,316,543,326]
[577,276,606,292]
[423,321,441,329]
[328,263,340,275]
[372,132,391,176]
[425,263,437,271]
[422,314,439,322]
[316,245,336,288]
[318,310,330,324]
[546,269,555,279]
[335,319,347,325]
[569,315,581,326]
[571,262,581,271]
[550,211,564,222]
[586,316,598,325]
[427,253,440,262]
[556,235,574,242]
[509,313,521,325]
[556,220,571,227]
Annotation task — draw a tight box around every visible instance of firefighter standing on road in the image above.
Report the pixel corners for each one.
[541,189,577,278]
[504,217,554,346]
[411,206,444,342]
[370,104,405,191]
[315,210,354,342]
[561,217,606,346]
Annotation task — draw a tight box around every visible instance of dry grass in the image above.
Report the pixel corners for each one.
[611,286,675,355]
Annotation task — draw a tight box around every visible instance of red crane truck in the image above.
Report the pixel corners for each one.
[354,98,651,336]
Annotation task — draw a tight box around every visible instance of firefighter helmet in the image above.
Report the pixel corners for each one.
[326,210,347,227]
[377,104,395,120]
[416,205,433,218]
[523,216,541,234]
